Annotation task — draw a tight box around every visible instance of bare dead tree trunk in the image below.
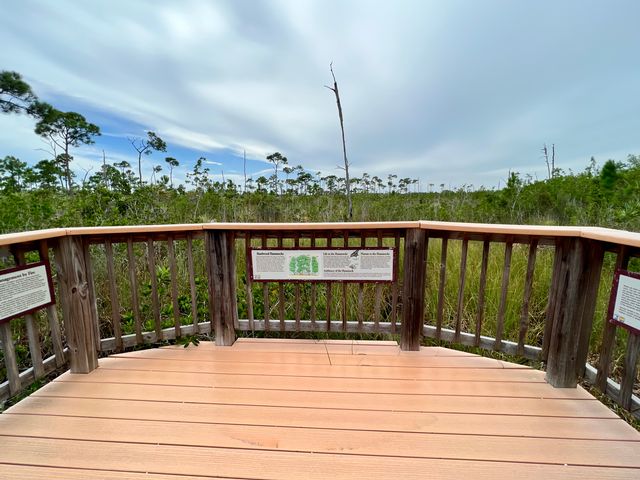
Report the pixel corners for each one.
[243,149,247,193]
[325,63,353,221]
[542,144,551,180]
[551,143,555,178]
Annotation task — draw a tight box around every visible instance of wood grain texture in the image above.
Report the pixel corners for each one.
[2,339,638,479]
[401,229,427,350]
[126,237,142,344]
[146,238,162,340]
[0,322,21,395]
[53,235,98,373]
[104,239,123,351]
[205,230,237,345]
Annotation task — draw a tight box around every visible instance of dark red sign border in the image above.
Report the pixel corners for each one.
[0,261,56,325]
[248,247,397,284]
[608,268,640,336]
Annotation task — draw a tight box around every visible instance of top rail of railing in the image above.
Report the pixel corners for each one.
[1,221,639,247]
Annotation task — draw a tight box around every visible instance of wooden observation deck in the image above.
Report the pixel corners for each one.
[1,222,640,478]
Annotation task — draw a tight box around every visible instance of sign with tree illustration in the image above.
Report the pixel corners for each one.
[250,248,394,282]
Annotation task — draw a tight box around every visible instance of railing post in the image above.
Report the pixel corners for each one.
[401,228,427,351]
[545,237,604,388]
[205,230,237,346]
[54,235,99,373]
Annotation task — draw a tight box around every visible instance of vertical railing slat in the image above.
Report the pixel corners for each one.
[357,235,366,331]
[105,239,123,351]
[14,251,44,375]
[542,239,564,362]
[454,238,468,343]
[310,233,317,328]
[325,235,333,331]
[262,234,270,332]
[186,235,199,332]
[82,241,101,353]
[342,232,349,332]
[475,240,490,347]
[517,239,538,356]
[146,239,162,341]
[277,235,285,332]
[391,232,401,334]
[126,237,142,344]
[14,250,45,379]
[596,245,630,391]
[494,238,513,350]
[0,322,21,395]
[38,240,65,367]
[620,334,640,409]
[436,236,448,340]
[373,231,383,330]
[294,234,301,331]
[167,236,181,338]
[245,233,255,331]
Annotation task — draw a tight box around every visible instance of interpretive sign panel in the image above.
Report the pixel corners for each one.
[250,248,395,282]
[0,262,55,324]
[609,269,640,335]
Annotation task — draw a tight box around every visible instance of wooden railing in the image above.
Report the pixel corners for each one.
[1,222,639,415]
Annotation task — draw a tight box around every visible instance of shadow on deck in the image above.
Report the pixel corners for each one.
[0,338,639,479]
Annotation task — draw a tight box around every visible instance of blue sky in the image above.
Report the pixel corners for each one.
[1,0,640,189]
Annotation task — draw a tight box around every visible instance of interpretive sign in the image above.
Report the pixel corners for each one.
[0,262,55,324]
[609,269,640,335]
[250,248,395,282]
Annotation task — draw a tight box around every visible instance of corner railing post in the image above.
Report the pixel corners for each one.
[401,228,427,351]
[545,237,604,387]
[54,235,99,373]
[205,230,237,346]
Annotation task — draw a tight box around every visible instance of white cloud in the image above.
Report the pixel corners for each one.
[1,0,640,189]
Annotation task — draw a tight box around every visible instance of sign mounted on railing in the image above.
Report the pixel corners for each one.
[250,248,395,282]
[0,262,55,324]
[609,269,640,335]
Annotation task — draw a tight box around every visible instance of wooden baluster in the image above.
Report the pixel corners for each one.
[0,321,21,394]
[186,235,199,332]
[105,239,123,351]
[542,239,563,362]
[39,240,65,366]
[262,234,270,332]
[310,233,317,329]
[126,237,143,344]
[82,241,100,353]
[391,232,401,334]
[596,245,630,391]
[357,235,366,332]
[146,239,162,341]
[494,238,513,351]
[373,231,383,331]
[167,236,181,338]
[277,235,286,332]
[325,235,333,331]
[14,250,45,379]
[435,236,448,340]
[517,239,538,356]
[245,233,255,331]
[294,234,301,332]
[342,232,349,332]
[620,333,640,409]
[475,240,490,347]
[454,238,468,343]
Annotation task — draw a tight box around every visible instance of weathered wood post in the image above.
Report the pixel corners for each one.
[54,235,99,373]
[401,228,427,351]
[205,230,237,346]
[545,237,604,387]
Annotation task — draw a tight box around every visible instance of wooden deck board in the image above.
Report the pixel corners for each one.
[1,339,638,479]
